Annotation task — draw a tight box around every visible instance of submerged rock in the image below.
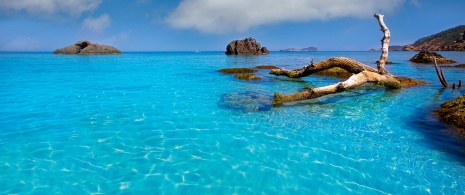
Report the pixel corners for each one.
[225,37,269,55]
[409,51,456,64]
[234,73,262,80]
[54,40,122,55]
[435,95,465,137]
[217,68,258,74]
[217,91,273,111]
[255,65,279,70]
[394,77,428,88]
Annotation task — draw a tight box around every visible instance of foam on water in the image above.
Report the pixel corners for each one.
[1,51,465,194]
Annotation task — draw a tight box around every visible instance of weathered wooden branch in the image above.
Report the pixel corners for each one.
[433,57,450,87]
[270,57,378,78]
[270,13,400,104]
[374,13,390,75]
[272,71,400,104]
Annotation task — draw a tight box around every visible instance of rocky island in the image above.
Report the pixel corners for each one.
[53,40,122,55]
[225,37,269,55]
[409,50,456,64]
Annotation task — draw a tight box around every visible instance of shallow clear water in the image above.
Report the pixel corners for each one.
[1,51,465,194]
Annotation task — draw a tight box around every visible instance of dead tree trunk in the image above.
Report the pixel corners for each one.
[270,13,401,104]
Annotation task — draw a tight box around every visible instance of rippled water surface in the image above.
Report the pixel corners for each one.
[1,51,465,194]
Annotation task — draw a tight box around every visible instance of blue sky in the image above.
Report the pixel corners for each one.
[0,0,464,51]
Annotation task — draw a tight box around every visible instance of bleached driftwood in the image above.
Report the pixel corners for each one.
[433,57,450,88]
[270,13,401,104]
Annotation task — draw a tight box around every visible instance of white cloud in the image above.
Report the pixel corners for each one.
[410,0,421,7]
[166,0,405,33]
[82,14,111,33]
[0,0,102,18]
[2,37,41,51]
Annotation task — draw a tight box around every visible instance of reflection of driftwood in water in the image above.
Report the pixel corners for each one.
[270,13,406,104]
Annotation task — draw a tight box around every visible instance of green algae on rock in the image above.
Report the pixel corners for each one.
[255,65,280,70]
[234,73,262,81]
[217,68,258,74]
[435,94,465,137]
[313,67,353,78]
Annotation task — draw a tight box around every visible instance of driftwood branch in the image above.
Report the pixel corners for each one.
[269,13,400,104]
[433,57,449,87]
[374,13,390,75]
[272,71,400,104]
[270,57,378,78]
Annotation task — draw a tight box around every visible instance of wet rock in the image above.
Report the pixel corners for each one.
[435,95,465,137]
[409,51,456,64]
[314,67,353,78]
[217,91,273,111]
[234,73,262,80]
[394,77,428,88]
[217,68,258,74]
[255,65,279,70]
[225,37,269,55]
[54,40,122,54]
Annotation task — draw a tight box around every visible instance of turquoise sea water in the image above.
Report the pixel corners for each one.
[1,51,465,194]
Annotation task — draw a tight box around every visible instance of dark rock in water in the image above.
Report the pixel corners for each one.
[234,73,262,81]
[255,65,279,70]
[394,77,428,88]
[225,37,269,55]
[54,40,122,55]
[217,68,258,74]
[218,91,273,111]
[314,67,353,79]
[435,94,465,137]
[409,51,456,64]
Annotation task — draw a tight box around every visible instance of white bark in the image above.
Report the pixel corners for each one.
[374,13,390,75]
[270,13,401,104]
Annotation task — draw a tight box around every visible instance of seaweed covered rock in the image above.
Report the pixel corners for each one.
[54,40,122,55]
[255,65,279,70]
[218,67,261,81]
[234,73,262,80]
[435,94,465,136]
[409,51,456,64]
[217,68,258,74]
[225,37,269,55]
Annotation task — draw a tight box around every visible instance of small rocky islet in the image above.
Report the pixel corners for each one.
[53,40,122,55]
[225,37,269,55]
[409,50,456,64]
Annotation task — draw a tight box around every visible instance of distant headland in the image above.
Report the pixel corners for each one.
[280,47,318,52]
[403,25,465,51]
[53,40,122,55]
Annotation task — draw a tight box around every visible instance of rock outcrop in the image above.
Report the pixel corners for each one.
[53,40,122,54]
[403,25,465,51]
[435,94,465,137]
[225,38,269,55]
[409,51,456,64]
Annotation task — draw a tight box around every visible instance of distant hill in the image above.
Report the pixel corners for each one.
[368,46,405,52]
[280,47,318,52]
[403,25,465,51]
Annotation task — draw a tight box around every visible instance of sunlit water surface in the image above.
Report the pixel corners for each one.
[1,51,465,194]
